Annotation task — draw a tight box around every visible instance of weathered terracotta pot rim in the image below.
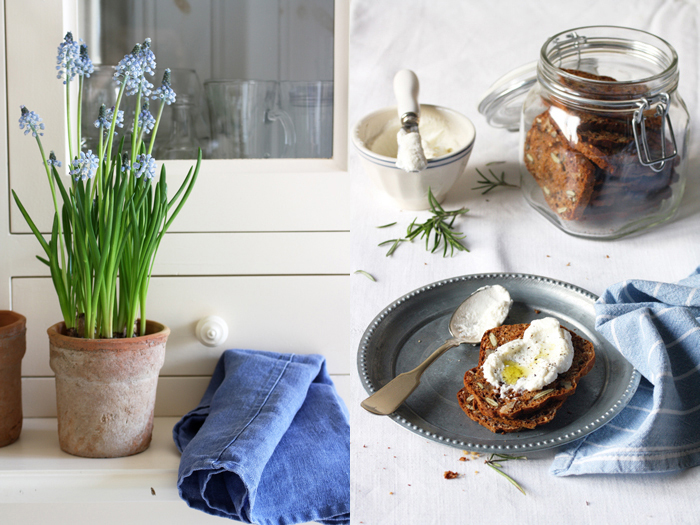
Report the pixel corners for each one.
[0,311,27,338]
[47,319,170,348]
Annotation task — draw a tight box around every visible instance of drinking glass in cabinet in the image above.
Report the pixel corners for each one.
[280,81,334,158]
[78,0,335,160]
[205,80,296,159]
[81,65,120,153]
[154,68,207,160]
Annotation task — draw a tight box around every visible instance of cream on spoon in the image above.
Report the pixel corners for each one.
[361,285,512,415]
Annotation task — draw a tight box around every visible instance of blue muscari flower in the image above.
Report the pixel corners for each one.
[132,153,157,180]
[113,39,156,97]
[121,154,131,173]
[47,151,62,168]
[76,44,95,78]
[152,68,176,105]
[19,106,45,137]
[94,104,124,132]
[140,39,156,76]
[132,102,156,134]
[56,32,82,84]
[70,150,99,181]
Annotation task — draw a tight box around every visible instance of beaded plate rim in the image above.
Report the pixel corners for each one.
[357,272,641,453]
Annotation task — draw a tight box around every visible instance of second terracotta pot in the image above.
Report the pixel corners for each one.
[48,320,169,458]
[0,311,27,448]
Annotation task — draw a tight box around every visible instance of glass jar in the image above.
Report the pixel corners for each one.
[480,26,689,239]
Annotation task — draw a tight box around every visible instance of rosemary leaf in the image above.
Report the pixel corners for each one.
[472,168,519,195]
[494,453,527,462]
[484,453,527,495]
[353,270,376,282]
[376,222,397,228]
[379,238,407,257]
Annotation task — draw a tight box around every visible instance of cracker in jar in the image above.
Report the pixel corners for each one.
[523,111,596,220]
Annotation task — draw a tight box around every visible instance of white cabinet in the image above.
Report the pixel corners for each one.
[0,0,351,416]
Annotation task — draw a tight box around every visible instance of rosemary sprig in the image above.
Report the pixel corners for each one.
[484,453,527,495]
[377,189,468,257]
[353,270,376,282]
[404,189,469,257]
[472,168,519,195]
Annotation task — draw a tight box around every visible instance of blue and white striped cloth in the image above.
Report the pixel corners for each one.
[551,267,700,476]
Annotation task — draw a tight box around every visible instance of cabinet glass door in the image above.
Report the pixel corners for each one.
[7,0,348,234]
[79,0,334,160]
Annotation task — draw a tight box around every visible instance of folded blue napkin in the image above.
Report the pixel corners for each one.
[173,349,350,524]
[551,267,700,476]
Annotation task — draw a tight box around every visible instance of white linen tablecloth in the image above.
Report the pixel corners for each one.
[348,1,700,523]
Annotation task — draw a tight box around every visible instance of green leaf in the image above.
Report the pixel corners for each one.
[162,149,201,233]
[354,270,376,282]
[11,190,50,255]
[379,186,469,258]
[472,168,518,195]
[385,238,405,257]
[485,454,527,495]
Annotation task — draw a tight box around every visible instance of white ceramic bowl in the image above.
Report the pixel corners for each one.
[352,104,476,210]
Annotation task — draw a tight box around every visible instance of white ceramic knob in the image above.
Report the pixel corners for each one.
[195,316,229,347]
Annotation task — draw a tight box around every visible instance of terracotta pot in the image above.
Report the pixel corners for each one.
[0,311,27,448]
[48,320,169,458]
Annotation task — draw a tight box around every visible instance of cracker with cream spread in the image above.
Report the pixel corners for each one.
[457,322,595,433]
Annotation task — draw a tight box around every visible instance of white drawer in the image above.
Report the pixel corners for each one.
[13,275,349,377]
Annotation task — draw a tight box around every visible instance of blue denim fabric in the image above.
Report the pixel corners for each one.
[173,349,350,524]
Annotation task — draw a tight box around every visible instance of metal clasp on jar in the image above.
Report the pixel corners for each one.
[632,92,678,172]
[552,31,587,69]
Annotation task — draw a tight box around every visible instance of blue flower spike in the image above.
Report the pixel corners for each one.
[113,40,156,97]
[140,39,157,77]
[134,101,156,134]
[94,104,108,128]
[121,153,131,173]
[19,105,45,137]
[56,32,81,84]
[77,44,95,78]
[153,68,177,105]
[70,150,99,181]
[47,151,62,168]
[94,104,124,132]
[133,153,157,180]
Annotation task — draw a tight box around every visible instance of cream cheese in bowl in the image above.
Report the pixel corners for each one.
[367,106,466,161]
[352,104,476,210]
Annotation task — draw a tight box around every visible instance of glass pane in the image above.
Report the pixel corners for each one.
[78,0,334,159]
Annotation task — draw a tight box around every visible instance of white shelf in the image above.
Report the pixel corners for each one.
[0,417,325,524]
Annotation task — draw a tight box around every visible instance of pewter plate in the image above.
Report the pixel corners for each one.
[357,273,640,453]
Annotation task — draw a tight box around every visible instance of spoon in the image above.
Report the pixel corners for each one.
[360,285,511,415]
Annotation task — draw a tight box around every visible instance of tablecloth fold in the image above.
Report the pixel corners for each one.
[173,349,350,524]
[551,266,700,475]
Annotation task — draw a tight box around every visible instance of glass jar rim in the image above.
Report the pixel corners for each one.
[478,26,681,129]
[538,25,679,107]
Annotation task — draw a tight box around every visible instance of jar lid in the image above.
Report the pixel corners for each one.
[477,61,537,131]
